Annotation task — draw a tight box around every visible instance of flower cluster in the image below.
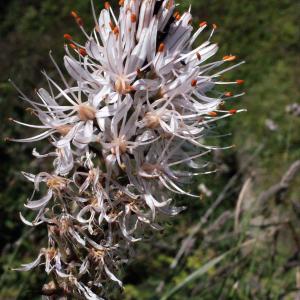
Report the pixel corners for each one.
[9,0,244,299]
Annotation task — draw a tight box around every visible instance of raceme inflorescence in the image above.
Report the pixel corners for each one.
[8,0,245,299]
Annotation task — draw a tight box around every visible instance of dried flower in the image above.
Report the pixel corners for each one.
[9,0,245,299]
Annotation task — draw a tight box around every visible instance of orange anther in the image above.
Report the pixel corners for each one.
[196,52,201,60]
[119,0,125,5]
[224,92,233,97]
[69,43,77,50]
[158,43,165,52]
[199,21,207,27]
[213,23,217,29]
[113,26,120,36]
[236,79,245,85]
[223,55,236,61]
[131,14,137,23]
[191,79,197,87]
[79,48,87,56]
[63,34,72,40]
[173,11,180,18]
[104,2,111,9]
[175,13,181,21]
[229,109,237,114]
[70,11,78,19]
[208,112,218,117]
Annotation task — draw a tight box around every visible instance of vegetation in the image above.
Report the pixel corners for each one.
[0,0,299,299]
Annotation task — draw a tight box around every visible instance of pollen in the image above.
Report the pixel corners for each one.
[191,79,198,87]
[63,34,72,40]
[223,55,236,61]
[173,11,180,18]
[79,48,87,56]
[224,92,233,97]
[70,11,78,19]
[208,111,218,117]
[131,14,137,23]
[229,109,237,114]
[69,43,77,50]
[158,43,165,52]
[78,104,96,121]
[113,26,120,36]
[236,79,245,85]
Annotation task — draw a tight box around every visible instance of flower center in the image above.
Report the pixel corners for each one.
[47,176,67,191]
[78,104,96,121]
[115,76,134,94]
[144,112,160,129]
[111,136,128,155]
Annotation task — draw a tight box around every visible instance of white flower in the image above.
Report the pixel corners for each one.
[9,0,246,298]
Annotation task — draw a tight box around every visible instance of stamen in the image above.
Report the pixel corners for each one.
[196,52,201,60]
[113,26,120,36]
[104,2,111,10]
[70,11,78,19]
[229,109,237,114]
[223,55,236,61]
[79,48,87,56]
[131,14,137,23]
[208,112,218,117]
[236,79,245,85]
[119,0,125,6]
[224,92,233,97]
[199,21,207,27]
[158,43,165,52]
[64,34,72,40]
[173,11,180,18]
[213,23,218,29]
[69,43,77,50]
[191,79,197,87]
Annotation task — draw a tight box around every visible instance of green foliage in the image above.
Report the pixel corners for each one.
[0,0,299,299]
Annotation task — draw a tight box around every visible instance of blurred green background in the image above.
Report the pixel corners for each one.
[0,0,299,299]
